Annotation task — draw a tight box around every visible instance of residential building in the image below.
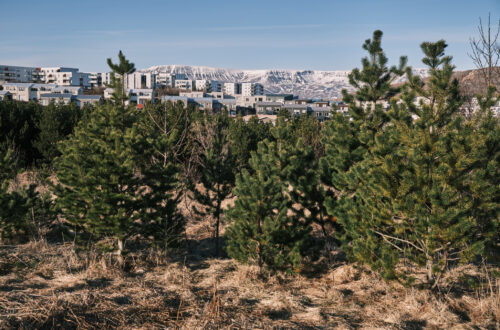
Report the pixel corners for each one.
[53,86,83,95]
[75,95,102,108]
[265,94,293,103]
[125,72,156,89]
[128,89,155,105]
[223,82,241,96]
[309,106,332,121]
[0,65,42,83]
[174,79,194,90]
[255,102,282,115]
[40,67,91,88]
[0,91,12,101]
[39,93,74,106]
[161,95,189,107]
[156,73,187,87]
[3,83,37,101]
[180,91,205,98]
[241,82,264,96]
[89,72,112,87]
[236,95,266,108]
[283,104,309,117]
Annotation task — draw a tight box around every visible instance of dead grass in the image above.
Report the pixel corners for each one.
[0,235,499,329]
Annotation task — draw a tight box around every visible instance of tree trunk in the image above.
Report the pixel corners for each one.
[215,206,221,257]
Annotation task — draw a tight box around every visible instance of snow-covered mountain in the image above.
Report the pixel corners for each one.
[140,65,429,99]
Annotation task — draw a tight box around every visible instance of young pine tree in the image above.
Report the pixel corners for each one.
[225,119,314,272]
[337,40,500,285]
[107,50,136,106]
[320,30,407,246]
[0,150,30,240]
[53,102,184,255]
[191,112,235,256]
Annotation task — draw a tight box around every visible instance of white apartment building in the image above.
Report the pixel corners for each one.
[125,72,156,90]
[89,72,112,87]
[39,93,74,106]
[223,82,241,96]
[236,94,266,108]
[193,80,221,92]
[156,73,187,87]
[241,82,264,96]
[3,83,38,101]
[40,67,91,88]
[174,79,194,90]
[104,88,155,106]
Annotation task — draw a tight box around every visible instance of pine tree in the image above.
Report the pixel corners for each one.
[332,38,500,285]
[320,30,407,247]
[34,102,82,166]
[53,102,184,255]
[191,112,235,256]
[0,150,30,240]
[225,118,314,272]
[107,50,136,106]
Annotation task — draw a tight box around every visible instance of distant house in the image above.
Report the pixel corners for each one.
[75,95,102,108]
[255,101,282,115]
[161,96,189,107]
[129,89,155,105]
[283,104,309,117]
[309,106,332,121]
[53,86,83,95]
[39,93,74,106]
[2,83,36,101]
[265,94,293,103]
[0,90,12,101]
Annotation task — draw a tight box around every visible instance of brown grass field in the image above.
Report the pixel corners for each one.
[0,174,499,329]
[0,217,499,329]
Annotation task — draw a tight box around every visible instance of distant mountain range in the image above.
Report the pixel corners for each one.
[140,65,430,99]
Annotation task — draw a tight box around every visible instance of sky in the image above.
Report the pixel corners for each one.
[1,0,499,72]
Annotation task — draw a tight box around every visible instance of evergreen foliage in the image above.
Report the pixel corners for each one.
[225,118,315,272]
[191,112,235,256]
[53,102,184,254]
[34,102,83,166]
[0,150,30,240]
[107,50,136,105]
[228,115,271,174]
[322,32,500,285]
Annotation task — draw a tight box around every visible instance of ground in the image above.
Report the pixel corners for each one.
[0,217,499,329]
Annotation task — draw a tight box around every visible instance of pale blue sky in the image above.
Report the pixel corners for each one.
[1,0,499,71]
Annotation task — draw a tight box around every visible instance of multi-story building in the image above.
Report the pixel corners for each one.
[236,94,266,108]
[241,82,263,96]
[223,82,241,96]
[265,94,293,103]
[39,93,74,106]
[125,72,156,90]
[89,72,112,88]
[3,83,37,101]
[40,67,90,88]
[255,102,283,115]
[156,73,187,88]
[0,65,42,83]
[174,79,194,90]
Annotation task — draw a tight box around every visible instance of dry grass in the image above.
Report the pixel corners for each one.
[1,176,499,328]
[0,234,499,329]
